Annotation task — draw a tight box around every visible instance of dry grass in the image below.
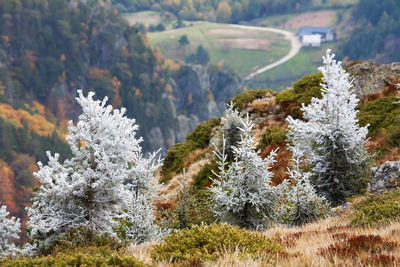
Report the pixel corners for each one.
[158,148,210,201]
[126,213,400,266]
[218,38,270,51]
[283,10,337,30]
[208,28,256,36]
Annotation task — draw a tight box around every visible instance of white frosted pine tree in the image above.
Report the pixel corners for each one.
[123,151,163,244]
[27,90,161,249]
[279,147,330,226]
[287,49,369,206]
[0,205,20,257]
[209,115,287,230]
[220,102,243,161]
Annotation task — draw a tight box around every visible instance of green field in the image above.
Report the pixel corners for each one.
[246,43,338,91]
[147,22,291,78]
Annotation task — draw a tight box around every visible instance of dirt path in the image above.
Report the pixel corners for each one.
[230,24,301,81]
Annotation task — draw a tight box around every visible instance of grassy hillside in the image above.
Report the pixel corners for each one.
[247,43,336,90]
[148,21,290,78]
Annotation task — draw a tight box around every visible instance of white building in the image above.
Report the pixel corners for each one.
[302,34,321,47]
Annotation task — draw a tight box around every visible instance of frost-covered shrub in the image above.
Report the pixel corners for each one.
[0,205,20,258]
[210,115,287,230]
[27,90,161,251]
[287,50,370,206]
[151,223,282,263]
[279,147,330,226]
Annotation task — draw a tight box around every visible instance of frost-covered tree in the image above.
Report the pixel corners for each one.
[287,49,369,206]
[279,147,330,226]
[0,205,20,257]
[209,115,287,230]
[220,102,243,161]
[122,151,163,244]
[27,90,161,249]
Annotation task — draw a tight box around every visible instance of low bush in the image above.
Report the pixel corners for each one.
[276,73,323,105]
[36,226,122,256]
[357,96,400,137]
[229,89,272,109]
[351,190,400,227]
[257,127,287,151]
[193,161,218,189]
[0,246,145,267]
[151,223,283,263]
[276,73,323,118]
[161,118,220,183]
[1,226,144,266]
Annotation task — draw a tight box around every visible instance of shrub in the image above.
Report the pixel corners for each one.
[276,73,323,118]
[229,89,272,109]
[351,190,400,227]
[258,127,287,150]
[357,96,400,137]
[161,118,220,183]
[276,73,323,105]
[0,246,145,267]
[193,161,218,189]
[151,223,283,263]
[41,226,122,255]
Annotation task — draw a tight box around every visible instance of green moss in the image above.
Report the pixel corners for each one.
[229,89,272,109]
[151,223,283,263]
[258,127,287,150]
[351,190,400,227]
[161,118,220,184]
[357,97,400,137]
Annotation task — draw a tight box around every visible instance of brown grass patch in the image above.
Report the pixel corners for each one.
[125,215,400,266]
[283,10,337,30]
[208,28,256,36]
[218,38,270,50]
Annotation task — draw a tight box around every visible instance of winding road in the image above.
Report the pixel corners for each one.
[230,24,302,81]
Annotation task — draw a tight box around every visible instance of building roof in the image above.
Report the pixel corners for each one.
[302,34,321,43]
[298,27,333,36]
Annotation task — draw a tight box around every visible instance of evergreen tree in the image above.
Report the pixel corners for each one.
[123,151,163,244]
[220,102,242,161]
[27,90,161,250]
[279,146,330,226]
[209,115,287,230]
[287,49,370,206]
[0,205,20,257]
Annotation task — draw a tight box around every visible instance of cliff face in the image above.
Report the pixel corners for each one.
[147,64,242,152]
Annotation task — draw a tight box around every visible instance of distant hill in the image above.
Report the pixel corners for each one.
[111,0,356,23]
[339,0,400,63]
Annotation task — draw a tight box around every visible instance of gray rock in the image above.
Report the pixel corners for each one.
[347,61,400,97]
[368,161,400,193]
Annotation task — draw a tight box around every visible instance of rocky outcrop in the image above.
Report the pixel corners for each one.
[368,161,400,193]
[347,61,400,97]
[168,64,242,144]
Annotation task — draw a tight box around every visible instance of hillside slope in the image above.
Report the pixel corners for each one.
[159,61,400,203]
